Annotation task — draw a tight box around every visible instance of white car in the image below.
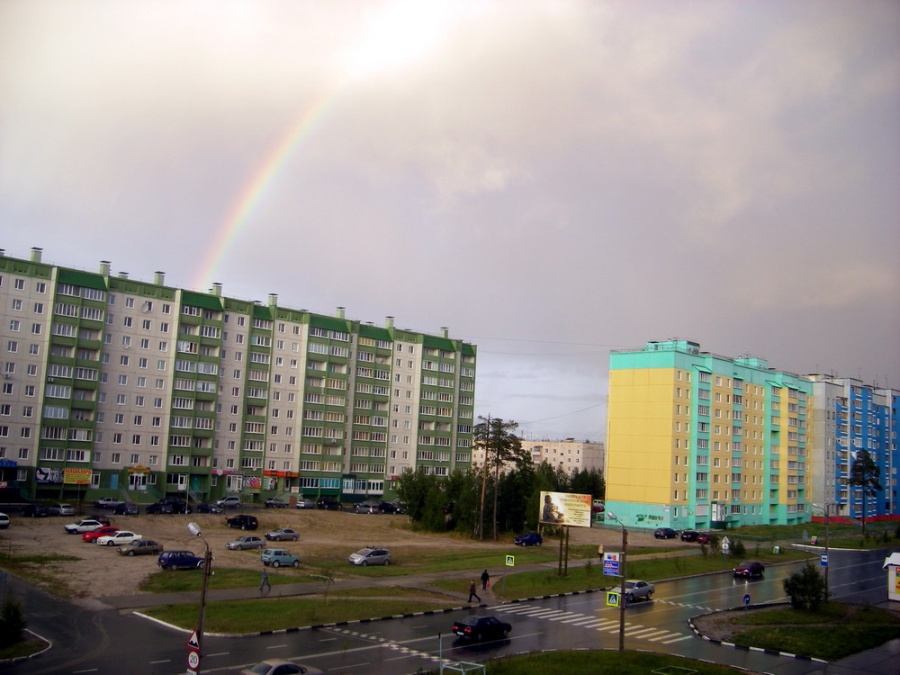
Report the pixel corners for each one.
[0,512,9,529]
[97,531,142,547]
[64,519,105,534]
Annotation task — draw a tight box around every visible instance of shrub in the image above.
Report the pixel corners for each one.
[730,539,746,558]
[783,563,829,612]
[0,594,26,648]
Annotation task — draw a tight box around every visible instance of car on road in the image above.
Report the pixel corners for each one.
[0,512,9,529]
[22,504,50,517]
[49,503,75,516]
[158,550,206,569]
[654,527,678,539]
[196,502,223,514]
[514,532,543,546]
[240,659,323,675]
[145,502,174,515]
[264,497,289,509]
[64,519,106,534]
[113,502,140,516]
[216,496,242,509]
[733,560,766,578]
[623,579,655,602]
[97,531,142,546]
[353,500,380,514]
[295,497,314,510]
[93,497,124,509]
[316,497,342,510]
[451,615,512,642]
[82,525,119,542]
[226,514,259,530]
[226,535,266,551]
[118,539,163,556]
[261,548,301,568]
[348,547,391,566]
[265,527,300,542]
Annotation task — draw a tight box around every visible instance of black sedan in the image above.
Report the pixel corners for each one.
[451,616,511,642]
[654,527,677,539]
[733,560,765,578]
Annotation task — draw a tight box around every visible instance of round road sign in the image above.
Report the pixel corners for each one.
[188,650,200,670]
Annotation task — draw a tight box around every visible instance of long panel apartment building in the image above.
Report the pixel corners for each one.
[0,248,476,505]
[606,339,814,530]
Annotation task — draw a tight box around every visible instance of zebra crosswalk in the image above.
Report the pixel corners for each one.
[493,603,693,645]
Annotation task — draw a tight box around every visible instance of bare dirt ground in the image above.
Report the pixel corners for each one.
[0,508,673,601]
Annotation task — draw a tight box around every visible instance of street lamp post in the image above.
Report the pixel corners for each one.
[607,511,628,652]
[811,503,830,593]
[187,522,213,656]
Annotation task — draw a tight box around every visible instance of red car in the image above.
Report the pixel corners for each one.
[82,526,119,543]
[733,561,765,578]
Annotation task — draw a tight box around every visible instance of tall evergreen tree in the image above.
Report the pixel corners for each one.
[474,416,525,540]
[849,449,882,538]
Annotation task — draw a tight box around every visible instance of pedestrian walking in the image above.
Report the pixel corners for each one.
[481,569,490,590]
[467,579,481,603]
[260,568,271,592]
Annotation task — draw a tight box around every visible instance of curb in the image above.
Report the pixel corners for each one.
[688,604,828,665]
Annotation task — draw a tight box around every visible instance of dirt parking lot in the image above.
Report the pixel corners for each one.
[0,508,670,601]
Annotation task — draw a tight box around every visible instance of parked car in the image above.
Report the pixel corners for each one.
[113,502,140,516]
[377,501,399,514]
[22,504,50,517]
[680,530,700,542]
[82,525,119,542]
[226,514,259,530]
[316,497,341,510]
[261,548,301,568]
[354,501,380,514]
[264,497,289,509]
[654,527,678,539]
[592,499,605,513]
[0,512,9,529]
[97,531,142,546]
[348,547,391,566]
[88,513,112,526]
[623,579,655,603]
[240,659,323,675]
[394,502,407,515]
[49,503,75,516]
[514,532,543,547]
[216,496,242,509]
[695,532,712,544]
[158,550,206,569]
[226,535,266,551]
[64,519,105,534]
[93,497,124,509]
[451,615,512,642]
[145,502,174,515]
[265,528,300,542]
[197,502,223,514]
[733,561,766,578]
[295,498,314,510]
[157,497,191,513]
[118,539,163,556]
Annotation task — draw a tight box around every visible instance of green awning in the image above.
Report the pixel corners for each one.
[58,268,107,291]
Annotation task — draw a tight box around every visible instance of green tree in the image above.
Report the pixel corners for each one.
[849,449,882,538]
[783,563,829,612]
[0,594,26,648]
[474,416,525,540]
[570,467,605,501]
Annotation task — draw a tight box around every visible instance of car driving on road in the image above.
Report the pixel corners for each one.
[514,532,543,546]
[733,560,765,578]
[623,579,655,602]
[451,615,511,641]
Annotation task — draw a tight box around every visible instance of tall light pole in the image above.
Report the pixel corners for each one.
[811,503,830,593]
[187,522,213,656]
[607,511,628,652]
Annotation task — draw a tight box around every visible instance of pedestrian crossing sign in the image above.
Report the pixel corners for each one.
[506,555,515,566]
[606,591,620,607]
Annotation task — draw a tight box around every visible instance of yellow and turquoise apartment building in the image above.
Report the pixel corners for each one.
[606,339,812,531]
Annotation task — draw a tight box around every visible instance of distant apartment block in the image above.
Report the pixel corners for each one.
[0,248,476,505]
[807,374,898,521]
[471,437,604,475]
[606,339,813,530]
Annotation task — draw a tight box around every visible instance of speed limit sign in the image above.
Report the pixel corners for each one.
[188,650,200,670]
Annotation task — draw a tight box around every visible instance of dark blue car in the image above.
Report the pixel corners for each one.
[514,532,543,546]
[158,550,206,570]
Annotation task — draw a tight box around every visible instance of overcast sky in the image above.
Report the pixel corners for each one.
[2,1,898,443]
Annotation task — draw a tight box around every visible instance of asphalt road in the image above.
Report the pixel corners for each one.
[1,547,893,674]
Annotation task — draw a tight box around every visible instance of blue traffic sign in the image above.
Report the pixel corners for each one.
[820,553,828,567]
[743,593,751,606]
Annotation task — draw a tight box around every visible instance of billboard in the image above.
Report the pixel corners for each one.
[539,491,592,528]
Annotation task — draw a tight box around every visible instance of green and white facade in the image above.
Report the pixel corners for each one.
[0,248,476,505]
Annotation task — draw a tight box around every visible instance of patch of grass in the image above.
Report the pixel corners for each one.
[730,603,900,660]
[470,650,745,674]
[0,636,48,661]
[139,567,316,593]
[143,593,457,632]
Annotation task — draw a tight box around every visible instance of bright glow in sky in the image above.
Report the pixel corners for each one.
[1,0,898,441]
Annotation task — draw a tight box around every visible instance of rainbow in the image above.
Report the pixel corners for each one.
[191,85,338,292]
